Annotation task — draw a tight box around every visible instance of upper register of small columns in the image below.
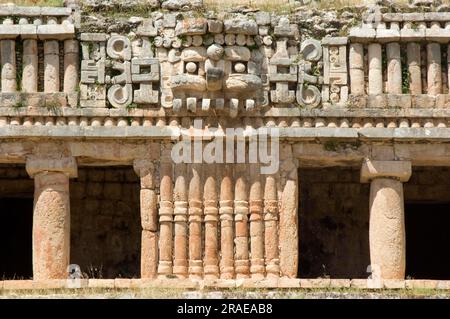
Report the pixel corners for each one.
[0,4,77,99]
[348,10,450,97]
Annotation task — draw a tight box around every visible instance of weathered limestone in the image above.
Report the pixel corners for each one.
[158,147,174,277]
[264,175,280,278]
[219,165,235,279]
[64,39,79,98]
[361,159,412,280]
[427,43,442,96]
[188,163,203,279]
[407,42,422,95]
[22,39,38,93]
[349,43,365,95]
[1,39,16,93]
[173,163,188,278]
[134,159,158,279]
[249,164,265,279]
[279,162,298,278]
[203,165,219,279]
[368,43,383,95]
[386,42,402,94]
[26,156,77,280]
[234,163,250,278]
[44,40,60,93]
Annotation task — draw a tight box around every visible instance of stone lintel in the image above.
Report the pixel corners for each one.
[360,159,412,183]
[26,156,78,178]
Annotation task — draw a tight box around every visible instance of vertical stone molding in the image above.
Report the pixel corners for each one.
[158,146,174,277]
[173,163,188,278]
[203,165,219,279]
[386,42,402,94]
[26,156,77,280]
[1,38,17,93]
[219,164,235,279]
[361,159,412,280]
[133,159,158,279]
[44,40,60,93]
[407,43,422,95]
[188,163,203,279]
[264,174,280,278]
[427,42,442,96]
[249,164,265,279]
[349,43,365,95]
[22,39,39,93]
[279,167,299,278]
[64,39,80,104]
[368,43,383,95]
[234,163,250,278]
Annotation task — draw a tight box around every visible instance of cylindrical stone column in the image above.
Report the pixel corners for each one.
[134,159,158,279]
[188,163,203,279]
[203,165,219,279]
[369,178,406,279]
[173,163,188,278]
[1,39,17,93]
[22,39,38,92]
[219,165,234,279]
[427,42,442,96]
[33,172,70,279]
[249,164,265,279]
[234,163,250,279]
[44,40,60,93]
[386,42,402,94]
[264,175,280,278]
[158,148,174,277]
[407,42,422,95]
[63,39,79,94]
[368,43,383,95]
[349,43,365,95]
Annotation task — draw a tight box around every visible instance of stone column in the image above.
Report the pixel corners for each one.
[427,43,442,96]
[173,163,188,278]
[368,43,383,95]
[361,159,412,280]
[1,38,17,93]
[279,162,298,278]
[407,43,422,95]
[264,174,280,278]
[158,147,174,277]
[386,42,402,94]
[134,159,158,279]
[188,163,203,279]
[44,40,60,93]
[204,165,219,279]
[26,157,77,280]
[64,39,79,101]
[234,163,250,278]
[349,43,365,95]
[219,165,234,279]
[249,164,265,279]
[22,38,38,92]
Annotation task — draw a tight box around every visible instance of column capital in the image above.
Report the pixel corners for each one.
[361,159,411,183]
[26,156,78,178]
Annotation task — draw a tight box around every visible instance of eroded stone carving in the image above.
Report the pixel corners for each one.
[80,30,160,108]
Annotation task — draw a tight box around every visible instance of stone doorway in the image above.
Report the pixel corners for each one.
[405,203,450,280]
[298,167,370,279]
[70,166,141,279]
[0,165,34,279]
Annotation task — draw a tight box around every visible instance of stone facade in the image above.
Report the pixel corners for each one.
[1,0,450,288]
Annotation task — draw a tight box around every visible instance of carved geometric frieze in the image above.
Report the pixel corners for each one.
[80,28,160,108]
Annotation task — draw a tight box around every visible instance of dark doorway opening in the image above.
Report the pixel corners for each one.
[298,167,370,279]
[0,197,33,279]
[405,203,450,280]
[70,166,141,279]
